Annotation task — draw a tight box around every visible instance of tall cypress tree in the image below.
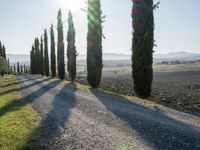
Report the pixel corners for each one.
[24,65,26,74]
[50,24,56,77]
[2,45,6,59]
[40,36,44,75]
[87,0,103,88]
[13,64,16,74]
[132,0,154,98]
[30,45,35,74]
[67,11,77,82]
[34,38,40,74]
[7,59,10,68]
[17,62,20,74]
[57,9,65,79]
[20,65,23,74]
[0,42,2,57]
[44,29,49,76]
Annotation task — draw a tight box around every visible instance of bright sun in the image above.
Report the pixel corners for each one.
[56,0,85,12]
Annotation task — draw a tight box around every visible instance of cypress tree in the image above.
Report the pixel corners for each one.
[30,45,35,74]
[44,29,49,76]
[13,64,16,74]
[40,36,44,75]
[24,65,26,74]
[50,24,56,77]
[17,62,20,74]
[57,9,65,79]
[20,65,23,74]
[34,38,40,74]
[67,11,77,82]
[0,42,2,57]
[2,45,6,59]
[132,0,154,98]
[7,59,10,68]
[87,0,103,88]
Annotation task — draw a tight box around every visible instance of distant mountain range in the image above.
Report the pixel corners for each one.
[7,51,200,63]
[154,51,200,62]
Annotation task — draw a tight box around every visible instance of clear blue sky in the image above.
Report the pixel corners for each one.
[0,0,199,55]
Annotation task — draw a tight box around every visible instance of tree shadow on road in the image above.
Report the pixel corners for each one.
[37,83,77,149]
[14,79,78,150]
[0,76,75,150]
[0,75,37,88]
[90,89,200,150]
[0,76,52,96]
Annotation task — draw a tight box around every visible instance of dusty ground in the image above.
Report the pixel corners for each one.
[17,75,200,150]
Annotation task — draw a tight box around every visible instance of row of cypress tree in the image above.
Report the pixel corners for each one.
[30,30,49,76]
[0,43,11,76]
[11,63,29,75]
[30,9,77,82]
[30,0,155,98]
[0,41,6,59]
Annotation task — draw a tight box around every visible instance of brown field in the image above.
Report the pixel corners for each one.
[75,62,200,114]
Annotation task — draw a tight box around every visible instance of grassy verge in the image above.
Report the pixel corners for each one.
[0,75,41,150]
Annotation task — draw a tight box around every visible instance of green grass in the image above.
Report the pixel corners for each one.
[0,75,41,150]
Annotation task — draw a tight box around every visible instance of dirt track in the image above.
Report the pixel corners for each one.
[18,75,200,150]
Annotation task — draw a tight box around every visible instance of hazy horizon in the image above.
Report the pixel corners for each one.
[0,0,200,55]
[6,51,200,56]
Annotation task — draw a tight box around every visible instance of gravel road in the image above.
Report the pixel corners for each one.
[17,75,200,150]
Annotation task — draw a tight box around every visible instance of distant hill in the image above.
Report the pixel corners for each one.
[7,53,131,63]
[7,54,30,64]
[78,53,131,60]
[7,52,200,63]
[154,52,200,62]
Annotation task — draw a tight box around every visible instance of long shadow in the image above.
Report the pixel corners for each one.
[0,78,60,118]
[90,90,200,150]
[0,76,35,88]
[38,83,77,149]
[0,76,52,96]
[10,80,77,149]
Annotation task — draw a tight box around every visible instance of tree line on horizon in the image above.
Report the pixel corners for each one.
[0,42,9,75]
[29,0,156,98]
[0,41,29,75]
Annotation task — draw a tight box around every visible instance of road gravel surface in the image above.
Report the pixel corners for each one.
[17,75,200,150]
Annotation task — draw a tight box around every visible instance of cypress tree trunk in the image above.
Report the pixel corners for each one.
[44,29,50,76]
[57,9,65,79]
[40,37,44,75]
[50,24,56,77]
[87,0,103,88]
[67,11,77,82]
[132,0,154,98]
